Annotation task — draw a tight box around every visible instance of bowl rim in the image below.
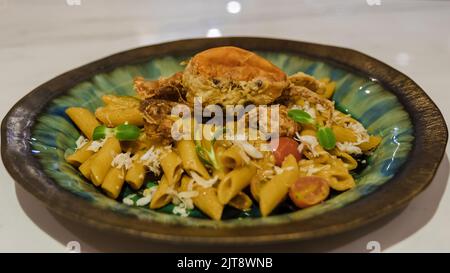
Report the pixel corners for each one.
[1,37,448,245]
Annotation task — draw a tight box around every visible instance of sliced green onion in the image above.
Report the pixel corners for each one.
[195,145,213,167]
[194,131,222,171]
[115,124,141,141]
[287,109,315,125]
[92,125,113,140]
[92,124,141,141]
[317,126,336,150]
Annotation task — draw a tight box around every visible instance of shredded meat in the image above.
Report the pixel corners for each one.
[134,72,186,101]
[140,99,190,144]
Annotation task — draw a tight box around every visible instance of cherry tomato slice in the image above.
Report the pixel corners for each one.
[271,137,302,166]
[289,176,330,208]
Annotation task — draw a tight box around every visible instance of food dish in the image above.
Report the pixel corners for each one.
[2,38,446,243]
[63,46,382,220]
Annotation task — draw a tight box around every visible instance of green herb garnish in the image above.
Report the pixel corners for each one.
[287,109,336,150]
[287,109,315,125]
[194,127,225,171]
[93,124,141,141]
[316,126,336,150]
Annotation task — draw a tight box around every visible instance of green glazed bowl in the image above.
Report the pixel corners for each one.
[1,38,447,244]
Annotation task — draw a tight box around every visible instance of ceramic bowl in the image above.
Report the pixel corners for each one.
[2,37,447,244]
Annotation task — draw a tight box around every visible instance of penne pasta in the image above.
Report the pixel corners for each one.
[259,155,299,216]
[90,137,121,186]
[217,164,256,205]
[66,141,94,166]
[219,145,246,170]
[327,171,355,191]
[95,107,144,127]
[359,135,382,152]
[160,151,183,187]
[150,175,172,209]
[176,140,210,179]
[326,158,356,191]
[332,125,358,143]
[78,153,98,179]
[319,78,336,99]
[101,95,140,107]
[331,150,358,170]
[125,151,146,190]
[95,95,144,127]
[193,186,224,220]
[65,107,100,139]
[229,192,253,211]
[179,176,224,220]
[101,167,126,199]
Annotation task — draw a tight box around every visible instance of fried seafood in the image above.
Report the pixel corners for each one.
[182,46,289,106]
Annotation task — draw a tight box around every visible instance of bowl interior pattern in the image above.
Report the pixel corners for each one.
[30,51,413,228]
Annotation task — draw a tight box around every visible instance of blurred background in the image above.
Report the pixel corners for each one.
[1,0,449,252]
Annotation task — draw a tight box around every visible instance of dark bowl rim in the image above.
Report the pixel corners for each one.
[1,37,448,245]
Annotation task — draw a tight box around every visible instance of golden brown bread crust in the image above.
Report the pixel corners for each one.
[183,46,288,106]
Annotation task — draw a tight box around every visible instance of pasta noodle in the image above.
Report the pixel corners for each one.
[332,125,358,143]
[160,151,183,186]
[95,95,144,127]
[327,158,356,191]
[259,155,299,216]
[125,151,146,190]
[319,78,336,99]
[66,141,94,166]
[228,192,253,211]
[102,95,140,107]
[66,107,100,139]
[359,135,382,152]
[95,107,144,127]
[219,144,247,170]
[331,150,358,170]
[179,177,224,220]
[249,156,276,202]
[176,140,210,179]
[298,158,355,191]
[90,137,121,186]
[150,175,172,209]
[218,164,256,205]
[78,153,98,179]
[101,167,126,199]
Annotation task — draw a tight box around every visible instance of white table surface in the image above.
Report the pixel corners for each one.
[1,0,449,253]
